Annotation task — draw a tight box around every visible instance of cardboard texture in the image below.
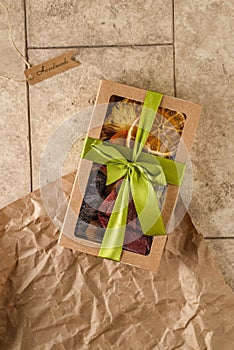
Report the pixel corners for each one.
[0,173,233,349]
[24,50,80,85]
[60,81,202,271]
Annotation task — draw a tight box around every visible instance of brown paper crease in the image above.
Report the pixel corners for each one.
[0,173,233,350]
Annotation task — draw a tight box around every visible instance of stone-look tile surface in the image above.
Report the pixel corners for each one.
[206,239,234,290]
[26,0,172,47]
[28,46,174,189]
[0,0,30,209]
[175,0,234,237]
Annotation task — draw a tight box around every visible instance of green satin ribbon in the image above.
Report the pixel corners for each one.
[81,91,186,262]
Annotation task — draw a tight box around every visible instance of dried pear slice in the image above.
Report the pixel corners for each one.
[105,98,142,126]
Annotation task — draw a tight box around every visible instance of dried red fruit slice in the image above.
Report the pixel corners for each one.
[98,186,152,256]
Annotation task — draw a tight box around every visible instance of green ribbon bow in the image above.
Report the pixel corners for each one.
[81,91,186,262]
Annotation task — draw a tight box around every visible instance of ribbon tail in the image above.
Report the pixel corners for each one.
[98,177,130,261]
[130,170,166,236]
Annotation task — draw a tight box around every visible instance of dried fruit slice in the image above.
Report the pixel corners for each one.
[150,107,186,155]
[98,186,152,255]
[127,107,186,158]
[100,98,142,141]
[109,129,128,146]
[105,98,142,126]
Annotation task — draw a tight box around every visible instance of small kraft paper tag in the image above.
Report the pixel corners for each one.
[24,50,80,85]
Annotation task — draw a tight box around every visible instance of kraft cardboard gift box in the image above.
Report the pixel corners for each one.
[59,80,202,272]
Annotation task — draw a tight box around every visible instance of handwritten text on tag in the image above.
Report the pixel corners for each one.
[24,50,80,85]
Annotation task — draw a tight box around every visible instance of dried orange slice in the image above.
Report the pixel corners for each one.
[127,107,186,158]
[101,98,186,158]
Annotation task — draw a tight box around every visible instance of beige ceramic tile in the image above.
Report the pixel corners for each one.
[28,46,174,189]
[175,1,234,237]
[206,239,234,290]
[0,0,30,208]
[26,0,172,47]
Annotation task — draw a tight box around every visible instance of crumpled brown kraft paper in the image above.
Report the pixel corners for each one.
[0,173,233,350]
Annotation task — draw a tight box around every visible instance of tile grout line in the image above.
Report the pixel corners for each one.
[204,237,234,240]
[23,0,33,192]
[27,43,174,50]
[172,0,177,97]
